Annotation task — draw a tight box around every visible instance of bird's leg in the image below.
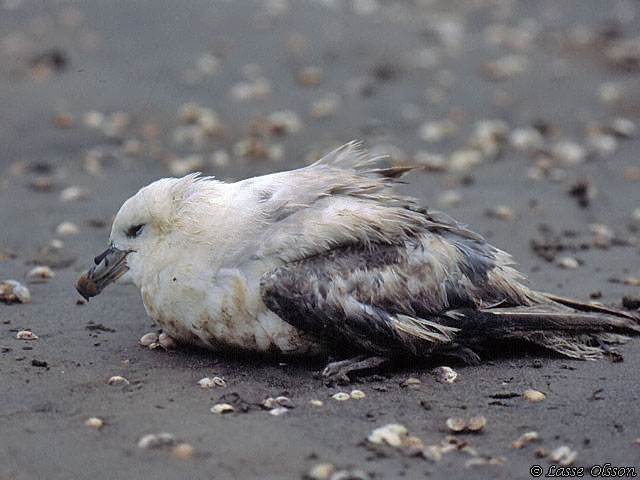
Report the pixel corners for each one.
[321,355,388,385]
[442,346,481,365]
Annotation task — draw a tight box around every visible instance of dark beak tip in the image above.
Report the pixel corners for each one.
[76,270,100,300]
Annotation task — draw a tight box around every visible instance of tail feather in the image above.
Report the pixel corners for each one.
[541,293,640,321]
[443,302,640,360]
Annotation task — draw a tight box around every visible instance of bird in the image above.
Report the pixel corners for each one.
[76,141,639,382]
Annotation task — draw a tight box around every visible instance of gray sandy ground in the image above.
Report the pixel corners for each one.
[1,1,639,479]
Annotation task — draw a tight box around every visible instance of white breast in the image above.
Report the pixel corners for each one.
[140,261,321,355]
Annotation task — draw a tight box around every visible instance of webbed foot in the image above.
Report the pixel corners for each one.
[321,355,388,385]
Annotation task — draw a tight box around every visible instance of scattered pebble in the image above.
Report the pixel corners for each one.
[400,377,421,389]
[305,463,335,480]
[550,140,586,165]
[196,53,219,75]
[482,54,529,81]
[137,432,175,449]
[438,190,463,208]
[26,265,55,281]
[268,110,302,135]
[168,154,205,176]
[158,333,177,349]
[233,136,268,159]
[467,415,487,432]
[309,93,341,119]
[1,280,31,303]
[331,392,350,402]
[557,257,579,269]
[549,445,578,466]
[418,120,457,143]
[413,152,446,171]
[55,221,80,235]
[587,133,617,157]
[448,149,483,171]
[268,407,289,417]
[297,66,322,87]
[211,403,235,414]
[522,389,546,402]
[210,150,230,167]
[431,366,458,383]
[59,186,89,202]
[446,415,486,433]
[367,424,407,447]
[509,127,544,151]
[198,376,227,388]
[230,77,271,102]
[423,445,443,462]
[83,110,105,129]
[485,205,515,220]
[598,82,623,104]
[350,390,366,399]
[309,399,324,407]
[84,417,104,429]
[509,431,540,449]
[51,111,74,128]
[107,375,129,387]
[446,417,467,433]
[138,332,159,347]
[607,118,636,138]
[16,330,38,340]
[261,396,295,409]
[172,442,196,459]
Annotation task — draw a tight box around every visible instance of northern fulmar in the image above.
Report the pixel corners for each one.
[76,142,639,381]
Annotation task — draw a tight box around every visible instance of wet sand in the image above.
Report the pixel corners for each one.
[1,1,639,479]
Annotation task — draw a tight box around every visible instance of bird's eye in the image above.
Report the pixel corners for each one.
[125,223,145,238]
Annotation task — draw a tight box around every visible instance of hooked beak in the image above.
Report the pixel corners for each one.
[76,246,130,300]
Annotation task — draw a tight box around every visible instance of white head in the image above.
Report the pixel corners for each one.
[76,174,222,299]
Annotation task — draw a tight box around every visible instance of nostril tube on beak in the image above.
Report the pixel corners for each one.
[94,248,111,265]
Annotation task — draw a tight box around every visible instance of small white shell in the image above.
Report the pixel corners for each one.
[26,266,55,281]
[431,366,458,383]
[137,432,175,449]
[198,376,226,388]
[306,463,335,480]
[59,185,89,202]
[84,417,104,429]
[550,445,578,466]
[557,257,579,269]
[16,330,39,340]
[309,399,324,407]
[107,375,129,387]
[467,415,487,432]
[158,333,177,350]
[139,332,159,347]
[367,424,408,447]
[55,221,80,235]
[172,443,196,459]
[1,280,31,303]
[423,445,443,462]
[211,403,235,414]
[350,389,366,399]
[523,389,546,402]
[446,417,467,433]
[268,407,288,416]
[331,392,350,402]
[137,434,159,449]
[510,431,540,449]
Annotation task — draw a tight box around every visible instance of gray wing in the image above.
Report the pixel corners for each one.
[259,230,540,357]
[260,232,640,359]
